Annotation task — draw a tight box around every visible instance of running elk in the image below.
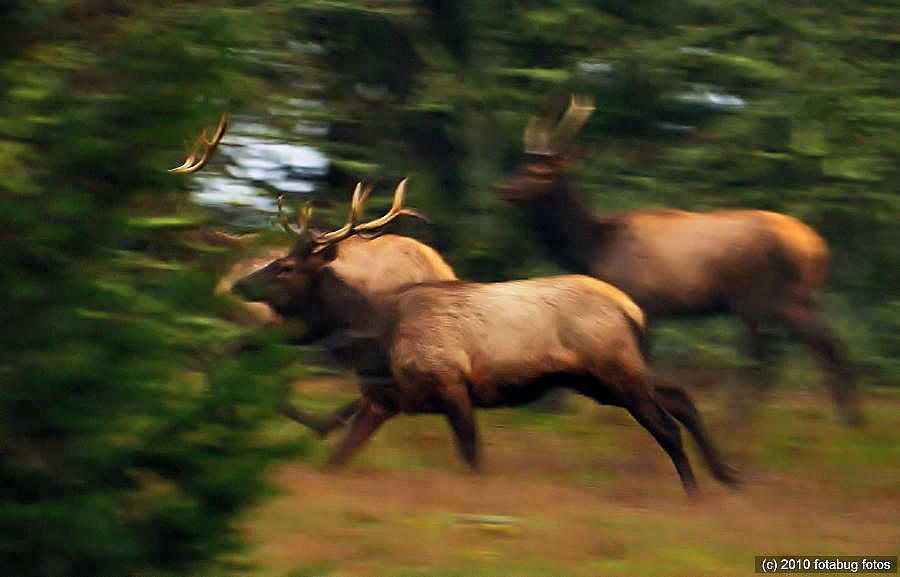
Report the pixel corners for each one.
[327,248,741,497]
[170,116,457,436]
[494,96,863,426]
[236,181,461,435]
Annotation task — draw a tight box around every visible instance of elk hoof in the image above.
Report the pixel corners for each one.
[715,463,744,488]
[323,456,347,471]
[684,485,701,503]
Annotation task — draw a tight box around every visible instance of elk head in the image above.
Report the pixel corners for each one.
[494,95,595,203]
[230,179,427,318]
[168,113,427,327]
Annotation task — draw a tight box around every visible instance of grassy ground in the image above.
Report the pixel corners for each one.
[231,375,898,577]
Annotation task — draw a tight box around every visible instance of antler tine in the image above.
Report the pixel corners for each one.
[523,115,554,155]
[354,178,430,232]
[168,127,208,172]
[548,94,595,153]
[297,202,314,234]
[348,181,372,224]
[312,182,364,245]
[294,179,428,253]
[277,194,306,238]
[169,112,229,173]
[181,111,228,173]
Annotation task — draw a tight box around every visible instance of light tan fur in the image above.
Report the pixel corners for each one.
[328,235,457,294]
[758,211,829,294]
[326,272,740,495]
[385,275,646,410]
[496,154,862,424]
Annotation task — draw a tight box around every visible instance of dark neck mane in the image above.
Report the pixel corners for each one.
[526,179,620,273]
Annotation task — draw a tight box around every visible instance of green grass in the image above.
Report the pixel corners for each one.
[216,376,899,577]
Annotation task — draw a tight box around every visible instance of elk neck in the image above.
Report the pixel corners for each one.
[315,265,383,334]
[526,178,620,274]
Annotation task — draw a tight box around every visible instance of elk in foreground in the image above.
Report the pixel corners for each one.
[233,180,460,435]
[234,183,741,497]
[170,116,457,436]
[494,96,863,426]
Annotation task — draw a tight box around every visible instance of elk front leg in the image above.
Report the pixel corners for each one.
[779,303,864,427]
[326,398,394,468]
[280,399,360,438]
[441,384,482,471]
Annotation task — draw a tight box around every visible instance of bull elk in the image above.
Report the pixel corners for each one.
[242,187,739,497]
[276,205,740,496]
[232,181,464,436]
[494,96,863,426]
[170,115,458,436]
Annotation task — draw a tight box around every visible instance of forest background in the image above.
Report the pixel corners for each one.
[1,1,897,575]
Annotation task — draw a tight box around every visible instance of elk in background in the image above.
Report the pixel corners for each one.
[170,116,457,437]
[494,96,863,426]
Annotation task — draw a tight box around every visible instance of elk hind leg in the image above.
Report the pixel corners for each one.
[576,366,699,497]
[326,398,394,468]
[280,398,360,438]
[626,393,699,497]
[655,385,741,487]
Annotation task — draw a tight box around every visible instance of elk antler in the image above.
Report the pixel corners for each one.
[523,116,555,155]
[169,112,229,173]
[549,94,595,152]
[310,181,370,245]
[353,179,429,232]
[276,179,428,253]
[523,94,595,156]
[169,114,258,246]
[277,195,315,238]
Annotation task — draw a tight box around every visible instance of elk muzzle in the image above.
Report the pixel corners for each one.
[231,263,279,304]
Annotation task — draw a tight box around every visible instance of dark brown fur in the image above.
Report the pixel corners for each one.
[495,155,862,425]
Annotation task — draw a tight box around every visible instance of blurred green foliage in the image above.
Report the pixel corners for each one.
[0,0,897,575]
[285,0,898,381]
[0,2,306,576]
